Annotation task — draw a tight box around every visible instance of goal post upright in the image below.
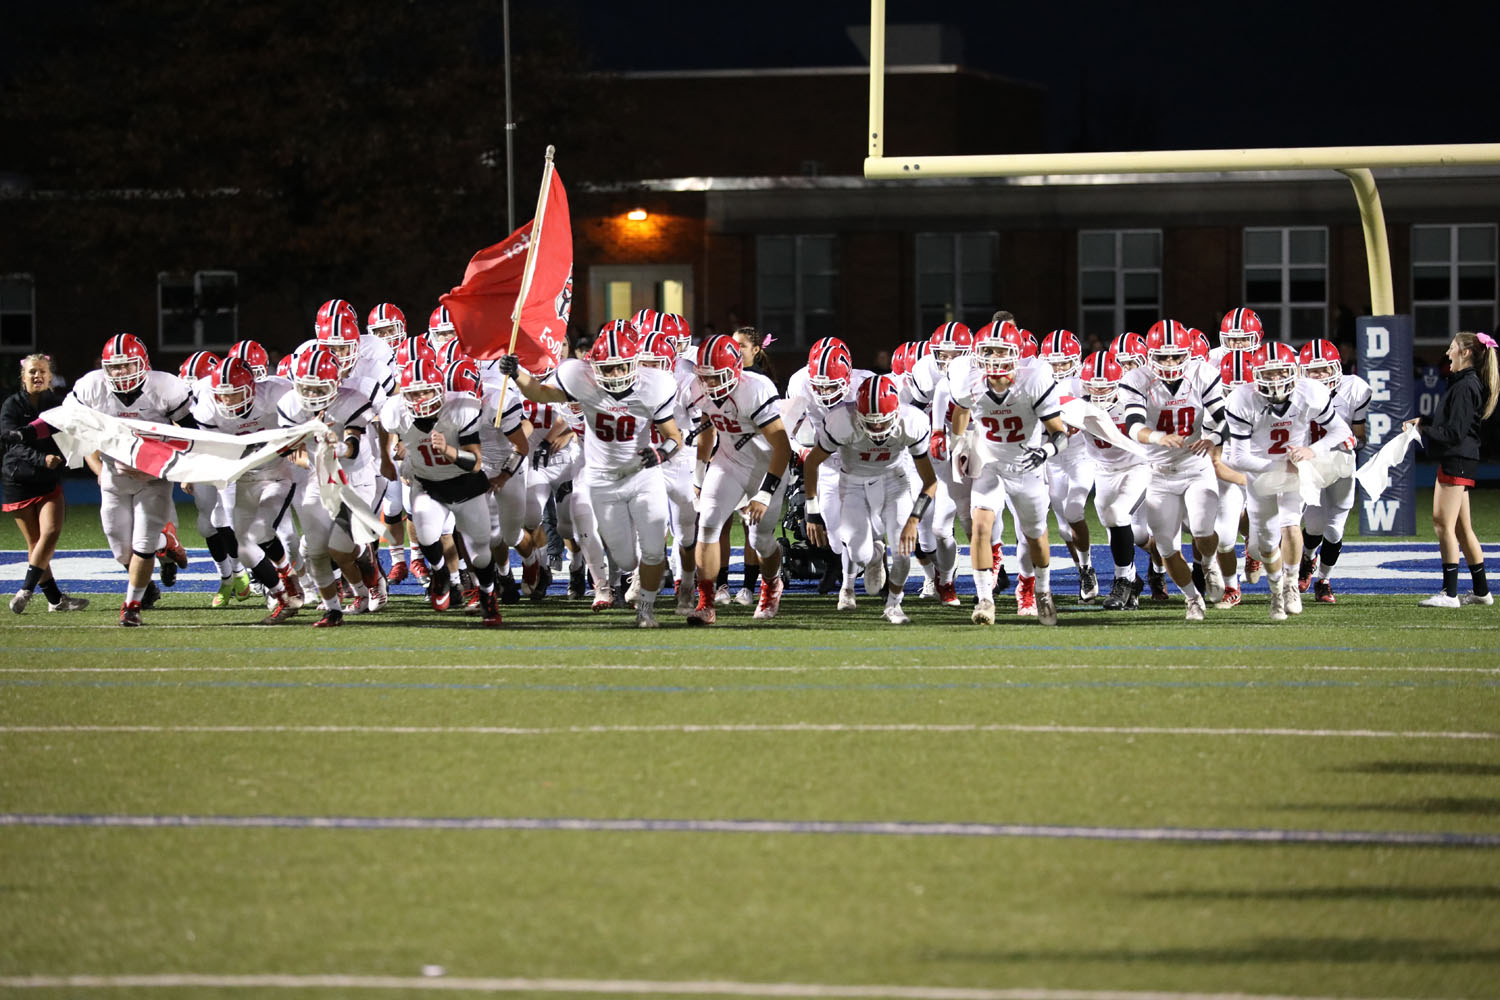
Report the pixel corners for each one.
[861,0,1500,320]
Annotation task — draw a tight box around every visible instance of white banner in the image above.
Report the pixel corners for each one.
[43,404,318,487]
[307,434,387,546]
[1353,422,1422,501]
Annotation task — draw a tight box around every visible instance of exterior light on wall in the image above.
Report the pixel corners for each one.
[626,208,648,221]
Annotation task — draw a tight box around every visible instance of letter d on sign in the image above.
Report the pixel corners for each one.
[1366,326,1390,358]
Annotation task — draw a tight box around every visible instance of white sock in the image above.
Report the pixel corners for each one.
[390,547,407,565]
[126,584,146,604]
[1076,548,1091,570]
[1035,564,1051,594]
[1180,580,1201,602]
[216,557,234,578]
[1317,561,1334,580]
[973,568,995,602]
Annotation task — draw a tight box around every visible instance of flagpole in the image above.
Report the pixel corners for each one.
[495,144,556,427]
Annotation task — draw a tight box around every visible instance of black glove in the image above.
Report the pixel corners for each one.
[1018,444,1053,472]
[638,445,667,469]
[496,354,520,377]
[0,429,23,446]
[530,438,554,470]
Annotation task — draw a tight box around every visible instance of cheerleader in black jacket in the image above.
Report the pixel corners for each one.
[1406,331,1499,607]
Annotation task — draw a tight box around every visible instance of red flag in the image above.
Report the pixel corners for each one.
[440,163,573,371]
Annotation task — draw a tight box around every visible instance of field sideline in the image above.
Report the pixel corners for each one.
[1,498,1498,998]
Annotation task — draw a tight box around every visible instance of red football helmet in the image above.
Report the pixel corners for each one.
[1039,330,1083,379]
[395,335,438,369]
[1109,332,1147,370]
[439,339,472,368]
[275,354,295,379]
[856,374,902,443]
[927,322,973,372]
[210,358,256,418]
[317,310,362,376]
[293,347,342,410]
[101,334,151,393]
[1220,307,1264,353]
[637,332,678,371]
[590,323,640,394]
[1299,339,1342,391]
[1251,342,1299,402]
[227,340,270,381]
[315,298,359,338]
[178,351,220,382]
[807,338,853,407]
[630,308,661,336]
[1219,349,1256,388]
[1189,329,1211,361]
[890,341,914,378]
[972,321,1025,379]
[1081,351,1124,406]
[442,358,482,399]
[1015,328,1039,360]
[695,335,744,403]
[366,303,407,347]
[400,360,446,417]
[427,305,456,344]
[1145,319,1193,381]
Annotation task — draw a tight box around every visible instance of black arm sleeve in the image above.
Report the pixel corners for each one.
[176,412,199,430]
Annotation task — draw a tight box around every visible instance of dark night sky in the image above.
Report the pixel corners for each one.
[561,0,1500,154]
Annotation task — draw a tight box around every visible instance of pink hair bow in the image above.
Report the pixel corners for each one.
[760,334,777,347]
[1477,332,1497,349]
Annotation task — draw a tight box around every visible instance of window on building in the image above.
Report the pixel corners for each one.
[1243,227,1326,343]
[158,270,237,350]
[757,235,838,348]
[916,233,998,335]
[1079,230,1161,343]
[1412,224,1498,344]
[0,274,36,352]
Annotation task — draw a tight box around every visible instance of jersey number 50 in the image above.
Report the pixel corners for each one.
[593,413,638,442]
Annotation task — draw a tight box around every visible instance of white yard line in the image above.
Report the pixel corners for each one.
[1,662,1497,674]
[2,722,1494,740]
[0,974,1456,999]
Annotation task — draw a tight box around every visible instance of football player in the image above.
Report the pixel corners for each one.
[1296,340,1371,603]
[948,322,1067,626]
[1038,329,1098,601]
[1223,343,1354,620]
[1078,351,1151,610]
[1209,350,1256,608]
[906,323,975,608]
[637,331,702,613]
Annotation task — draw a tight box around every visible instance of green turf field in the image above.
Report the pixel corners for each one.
[1,493,1499,998]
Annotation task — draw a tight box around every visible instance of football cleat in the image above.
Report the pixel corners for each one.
[1101,578,1131,611]
[733,587,753,606]
[568,566,586,600]
[157,552,178,588]
[521,559,539,595]
[386,560,409,584]
[1461,591,1494,606]
[498,574,521,606]
[1036,591,1058,626]
[160,523,189,568]
[686,593,716,626]
[313,608,344,627]
[260,598,299,625]
[530,565,552,601]
[211,576,237,608]
[714,584,731,606]
[1269,580,1287,621]
[625,572,643,606]
[279,569,305,609]
[936,581,961,607]
[1284,576,1302,616]
[636,603,659,629]
[591,586,614,612]
[344,593,371,615]
[752,576,785,620]
[837,586,858,611]
[1185,595,1206,622]
[462,587,481,611]
[232,571,251,601]
[119,601,143,627]
[818,559,842,594]
[1314,580,1336,604]
[882,601,910,625]
[1214,585,1242,610]
[1419,593,1461,608]
[1204,560,1225,605]
[1244,555,1263,584]
[9,589,31,614]
[47,595,89,612]
[918,577,937,599]
[971,599,996,626]
[410,558,430,582]
[1078,565,1099,603]
[479,589,503,627]
[1147,567,1169,601]
[1298,554,1315,593]
[1016,576,1037,617]
[428,581,451,612]
[140,580,161,610]
[370,574,389,611]
[1124,576,1146,611]
[675,580,696,615]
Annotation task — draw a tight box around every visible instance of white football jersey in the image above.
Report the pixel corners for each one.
[557,360,676,472]
[684,369,782,471]
[69,369,192,424]
[783,364,874,455]
[1119,362,1225,473]
[479,386,526,474]
[191,376,293,480]
[278,384,376,452]
[1047,375,1096,475]
[948,357,1062,466]
[1225,380,1351,460]
[1326,374,1372,432]
[1079,394,1142,470]
[902,353,949,409]
[815,403,930,480]
[379,393,484,484]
